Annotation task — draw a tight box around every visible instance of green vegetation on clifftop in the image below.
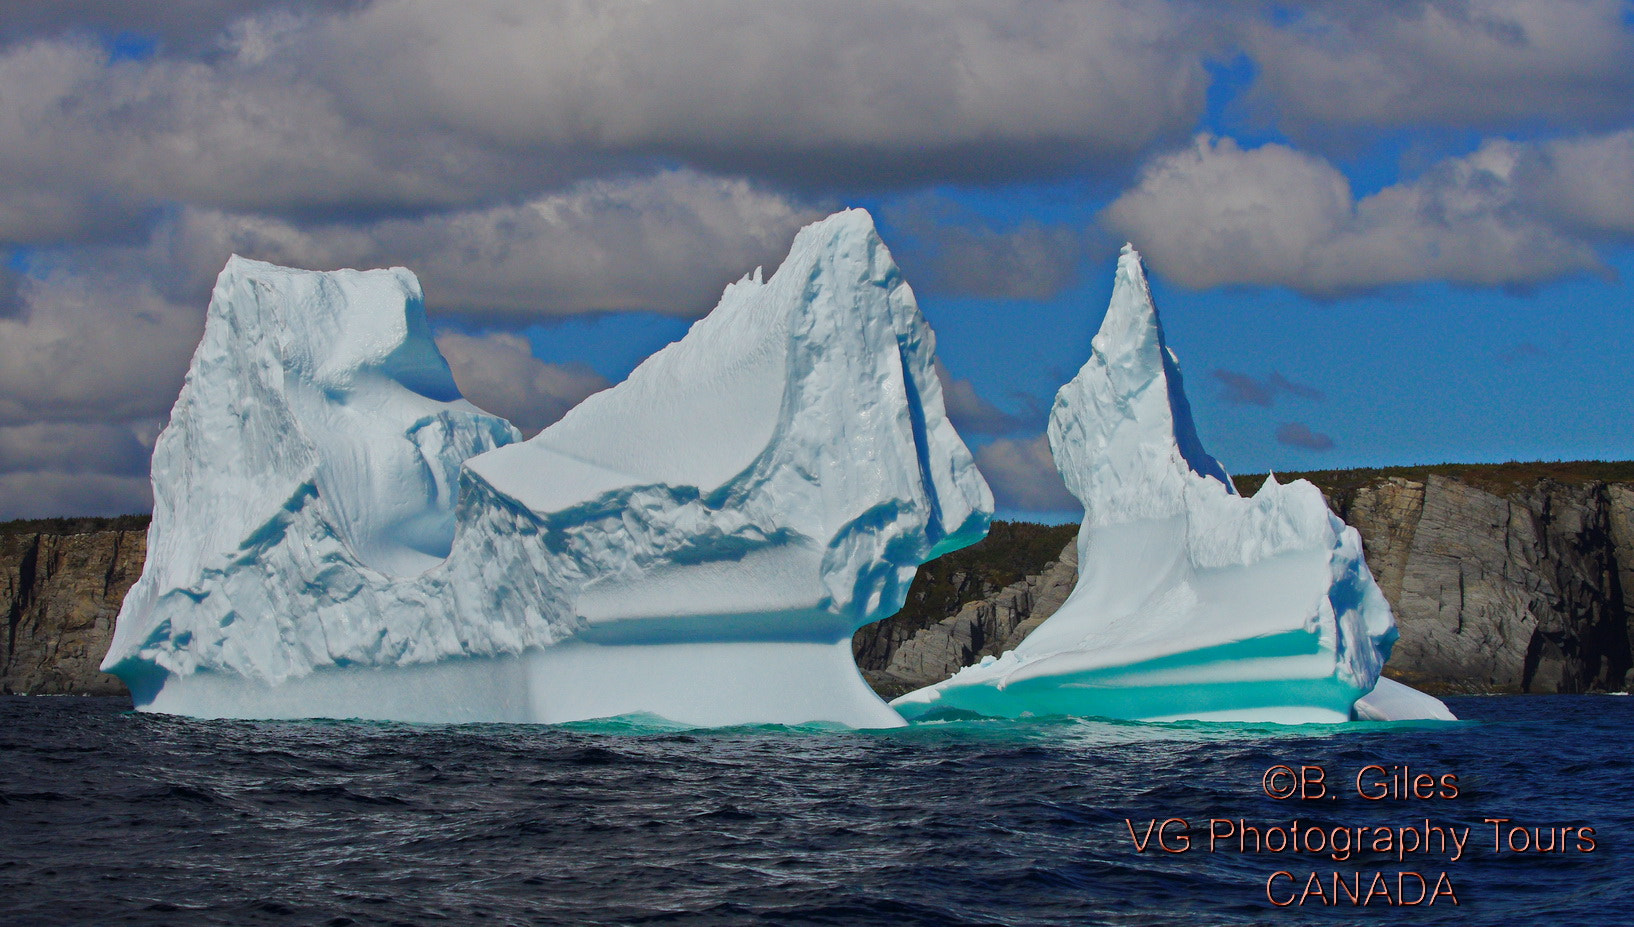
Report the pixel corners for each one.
[1233,459,1634,500]
[0,514,151,537]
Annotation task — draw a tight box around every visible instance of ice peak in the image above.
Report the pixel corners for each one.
[1114,243,1148,295]
[1092,243,1162,372]
[1048,241,1231,522]
[720,211,880,299]
[788,207,885,253]
[808,205,878,236]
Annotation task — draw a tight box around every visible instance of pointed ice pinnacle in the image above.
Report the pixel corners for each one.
[104,210,992,728]
[893,245,1454,724]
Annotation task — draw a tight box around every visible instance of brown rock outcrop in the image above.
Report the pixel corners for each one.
[865,542,1076,697]
[1,529,144,695]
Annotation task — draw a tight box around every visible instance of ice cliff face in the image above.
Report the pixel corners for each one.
[104,260,523,693]
[464,209,989,641]
[102,210,991,727]
[893,246,1453,723]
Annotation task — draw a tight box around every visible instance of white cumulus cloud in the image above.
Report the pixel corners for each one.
[1103,133,1625,295]
[164,171,824,319]
[1243,0,1634,137]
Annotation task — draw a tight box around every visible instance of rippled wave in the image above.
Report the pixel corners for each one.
[2,696,1628,925]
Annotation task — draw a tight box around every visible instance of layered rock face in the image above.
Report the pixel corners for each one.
[2,529,145,695]
[860,542,1076,697]
[1327,476,1633,694]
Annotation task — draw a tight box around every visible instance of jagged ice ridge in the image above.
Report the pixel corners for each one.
[102,210,993,728]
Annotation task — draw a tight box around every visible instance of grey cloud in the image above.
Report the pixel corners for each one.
[0,266,200,427]
[0,234,198,520]
[1212,369,1325,406]
[1519,130,1634,239]
[1269,374,1325,402]
[3,1,1629,255]
[0,2,363,53]
[306,1,1210,184]
[163,171,822,319]
[0,422,152,476]
[1104,136,1356,289]
[1245,0,1634,137]
[0,35,584,247]
[436,331,608,437]
[0,262,20,317]
[1213,370,1274,407]
[935,362,1029,437]
[0,2,1213,246]
[924,222,1085,301]
[1502,341,1545,362]
[0,471,151,520]
[1104,134,1610,295]
[885,196,1087,299]
[974,435,1081,513]
[1275,422,1336,451]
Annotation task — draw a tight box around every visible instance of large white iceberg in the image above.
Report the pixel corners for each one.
[892,245,1453,724]
[103,209,992,728]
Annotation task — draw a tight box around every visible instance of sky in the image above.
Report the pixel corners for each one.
[1,0,1631,522]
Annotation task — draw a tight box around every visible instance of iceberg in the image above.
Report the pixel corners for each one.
[103,259,526,698]
[1352,677,1457,722]
[102,209,992,728]
[892,245,1453,724]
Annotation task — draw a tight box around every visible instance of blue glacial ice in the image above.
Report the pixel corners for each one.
[892,245,1454,724]
[102,209,992,728]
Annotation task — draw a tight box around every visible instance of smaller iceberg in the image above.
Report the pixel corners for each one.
[1353,677,1457,722]
[893,245,1453,724]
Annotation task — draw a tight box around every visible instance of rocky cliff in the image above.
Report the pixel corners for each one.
[1322,475,1633,694]
[850,521,1076,698]
[860,543,1077,698]
[2,524,146,695]
[6,461,1634,700]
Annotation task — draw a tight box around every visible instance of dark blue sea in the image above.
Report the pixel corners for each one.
[2,696,1629,926]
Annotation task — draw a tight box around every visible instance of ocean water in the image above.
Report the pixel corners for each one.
[1,695,1628,926]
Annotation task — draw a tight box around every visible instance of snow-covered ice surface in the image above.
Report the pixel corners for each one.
[103,210,991,728]
[892,245,1453,724]
[102,258,525,700]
